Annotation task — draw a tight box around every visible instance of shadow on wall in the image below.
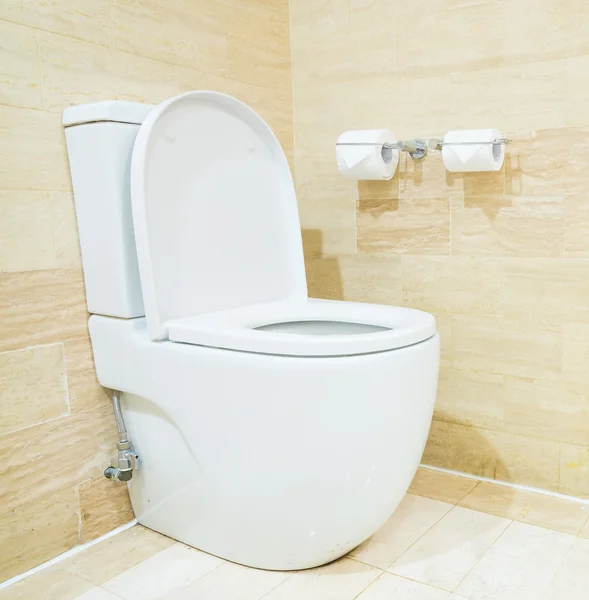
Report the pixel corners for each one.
[423,411,515,497]
[302,229,344,301]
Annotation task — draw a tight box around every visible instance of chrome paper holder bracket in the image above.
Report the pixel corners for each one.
[428,137,510,151]
[335,139,428,160]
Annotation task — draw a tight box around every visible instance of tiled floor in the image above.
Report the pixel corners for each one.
[2,468,589,600]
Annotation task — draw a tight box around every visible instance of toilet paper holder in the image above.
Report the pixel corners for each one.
[428,137,510,151]
[336,138,428,160]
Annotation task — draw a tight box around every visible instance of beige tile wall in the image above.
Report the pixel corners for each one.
[0,0,293,583]
[293,0,589,496]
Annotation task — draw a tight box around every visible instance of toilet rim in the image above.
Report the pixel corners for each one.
[167,298,437,357]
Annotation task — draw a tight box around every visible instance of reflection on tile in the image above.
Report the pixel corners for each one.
[0,343,67,437]
[263,557,380,600]
[401,256,503,316]
[0,19,43,110]
[408,468,478,505]
[456,521,576,600]
[356,572,450,600]
[459,482,589,535]
[102,543,223,600]
[350,494,452,569]
[62,526,175,585]
[559,444,589,499]
[0,567,93,600]
[172,561,290,600]
[357,197,450,255]
[423,420,560,491]
[389,506,509,591]
[78,476,134,543]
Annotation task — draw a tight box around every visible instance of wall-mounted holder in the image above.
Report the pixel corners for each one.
[335,138,428,160]
[428,137,510,151]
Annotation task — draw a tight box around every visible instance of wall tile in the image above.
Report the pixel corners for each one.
[112,0,227,72]
[0,486,80,582]
[565,55,589,127]
[39,32,178,113]
[7,0,111,46]
[357,197,450,254]
[504,259,589,321]
[563,195,589,257]
[460,481,589,535]
[0,19,43,110]
[0,105,70,191]
[402,255,503,315]
[506,128,589,197]
[225,4,290,88]
[559,444,589,498]
[562,320,589,383]
[397,2,506,77]
[0,191,79,272]
[451,314,562,380]
[423,420,560,490]
[0,344,68,437]
[78,477,134,543]
[451,194,564,257]
[0,269,88,353]
[435,313,453,368]
[408,467,478,505]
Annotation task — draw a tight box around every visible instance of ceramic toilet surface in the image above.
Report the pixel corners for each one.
[168,297,436,356]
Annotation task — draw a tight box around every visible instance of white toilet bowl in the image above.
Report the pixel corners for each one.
[63,91,439,570]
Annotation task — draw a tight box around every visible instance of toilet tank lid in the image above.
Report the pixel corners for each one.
[63,100,154,127]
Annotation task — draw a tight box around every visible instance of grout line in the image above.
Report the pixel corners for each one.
[420,463,589,506]
[0,520,137,591]
[350,570,386,600]
[578,514,589,538]
[450,519,515,594]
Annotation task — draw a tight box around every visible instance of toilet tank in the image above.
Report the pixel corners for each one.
[63,101,153,318]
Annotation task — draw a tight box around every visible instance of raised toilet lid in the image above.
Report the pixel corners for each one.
[131,91,307,341]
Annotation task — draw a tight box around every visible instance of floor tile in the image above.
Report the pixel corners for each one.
[579,515,589,538]
[169,561,290,600]
[102,543,224,600]
[356,572,450,599]
[389,506,510,591]
[62,526,175,585]
[0,567,92,600]
[459,482,589,535]
[350,494,453,569]
[543,536,589,600]
[408,468,478,505]
[456,521,576,600]
[262,557,381,600]
[73,589,122,600]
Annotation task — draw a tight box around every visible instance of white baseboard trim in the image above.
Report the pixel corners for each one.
[0,519,137,591]
[420,463,589,506]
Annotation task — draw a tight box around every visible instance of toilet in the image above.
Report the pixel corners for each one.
[63,91,440,570]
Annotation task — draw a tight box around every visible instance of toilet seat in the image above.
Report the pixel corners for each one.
[169,298,436,356]
[131,90,435,356]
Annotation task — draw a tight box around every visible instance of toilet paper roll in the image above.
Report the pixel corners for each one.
[442,129,505,173]
[336,129,399,180]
